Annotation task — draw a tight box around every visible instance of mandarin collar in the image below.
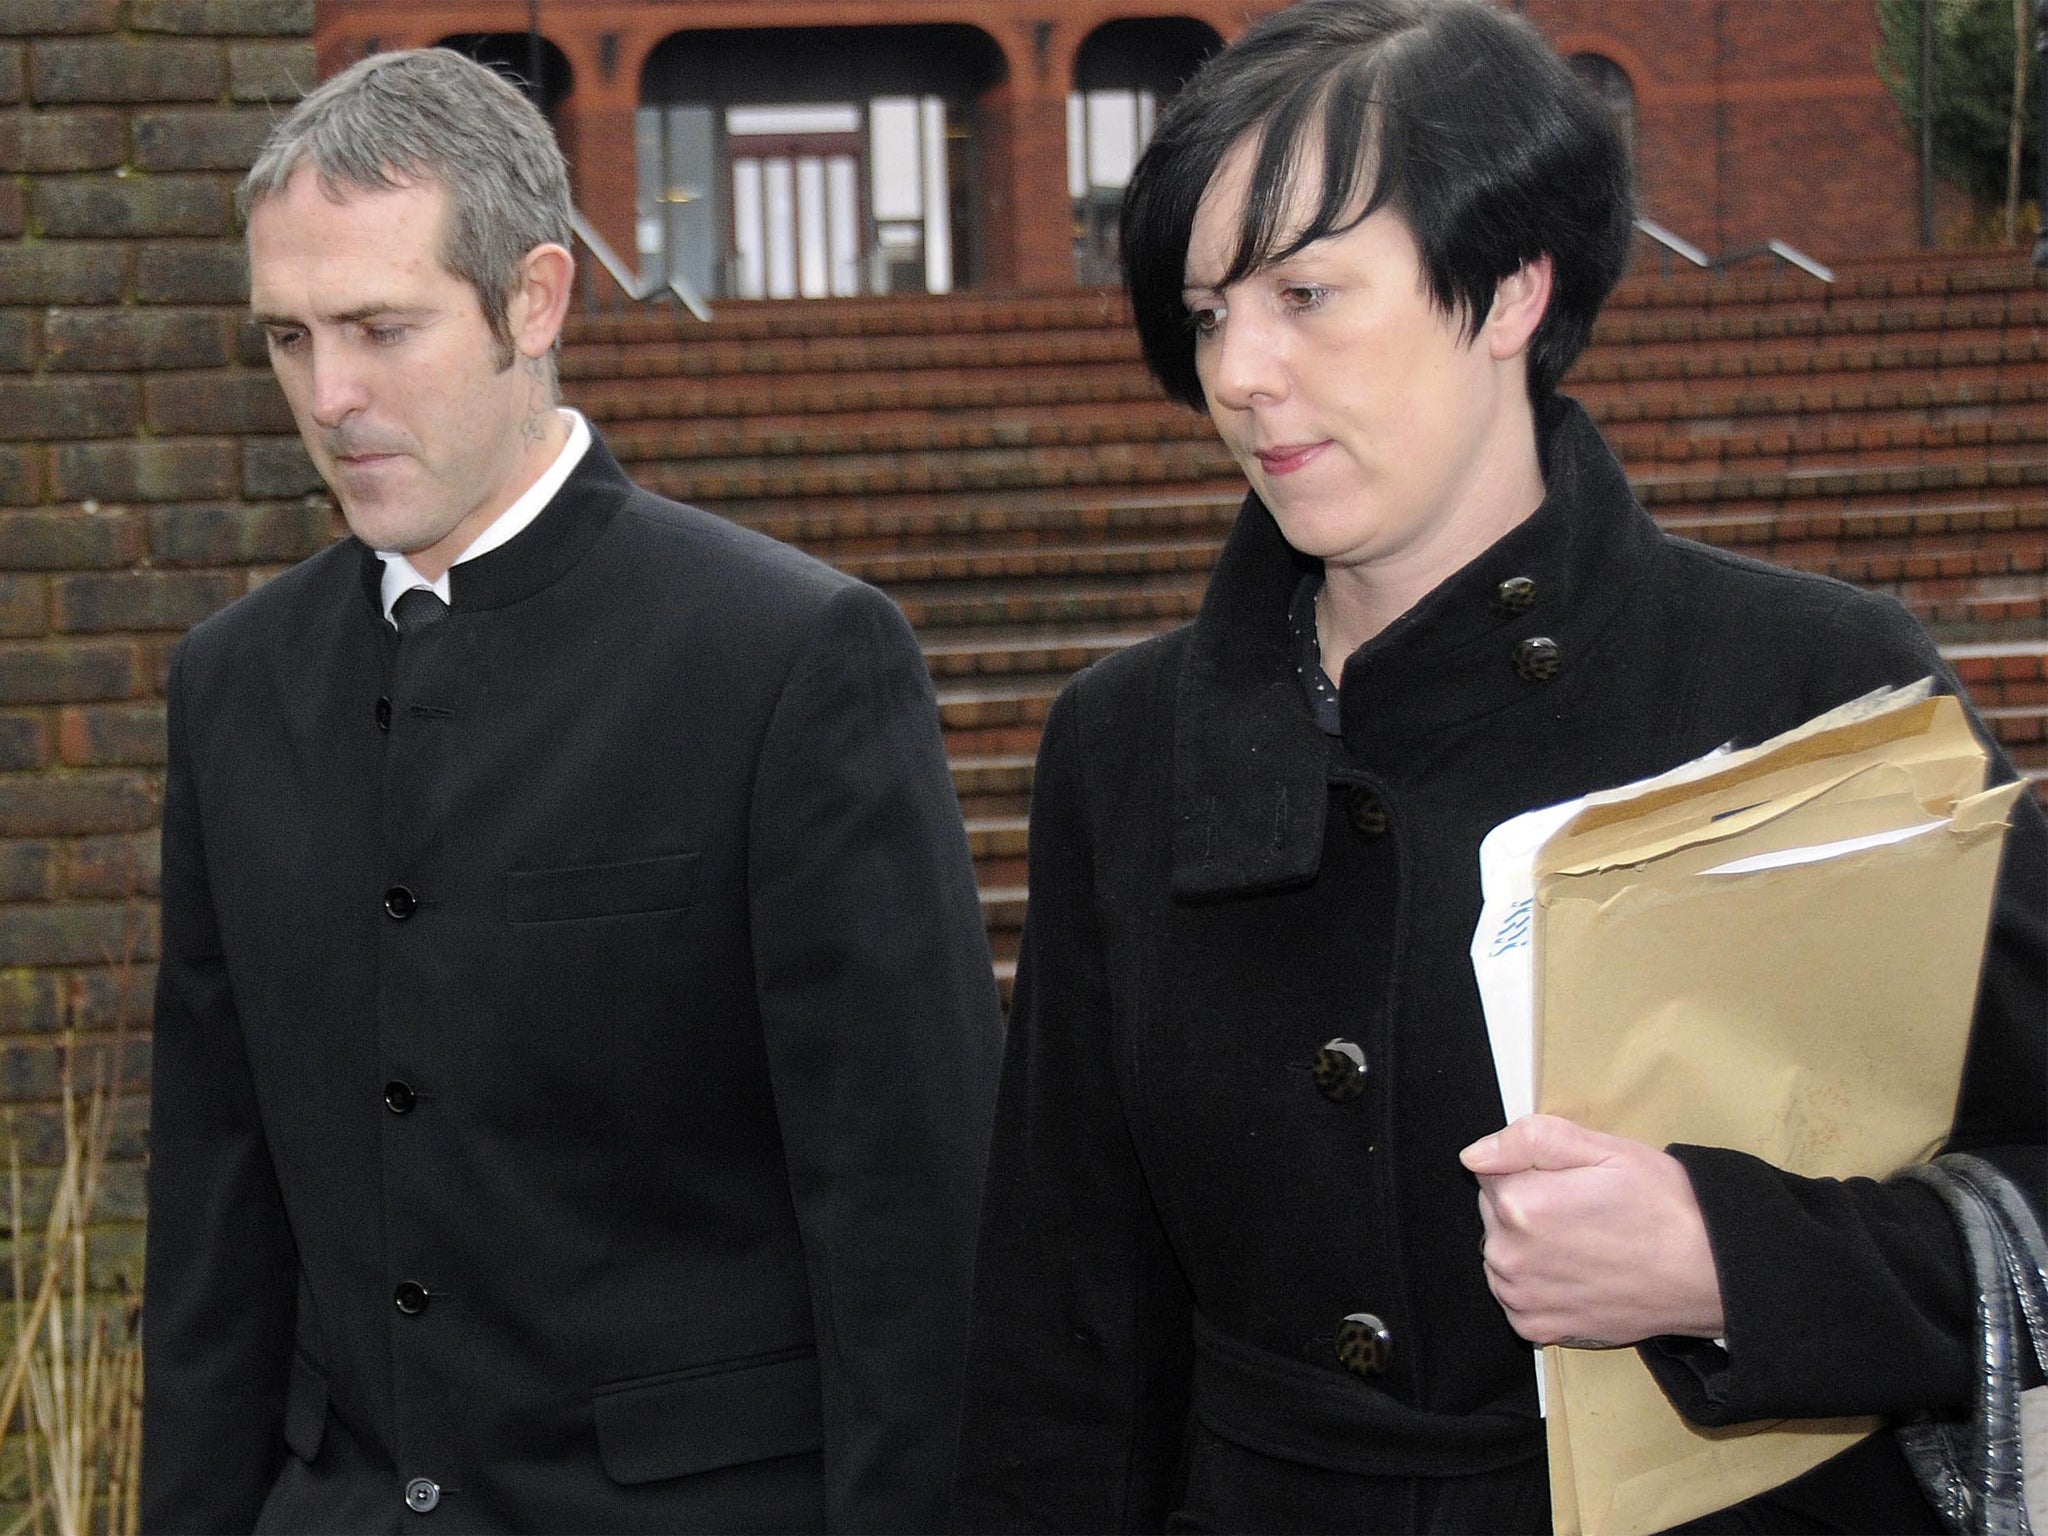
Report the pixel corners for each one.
[1170,395,1661,898]
[354,430,636,619]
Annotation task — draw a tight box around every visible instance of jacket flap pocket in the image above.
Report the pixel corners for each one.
[593,1348,822,1486]
[504,852,700,924]
[283,1351,328,1463]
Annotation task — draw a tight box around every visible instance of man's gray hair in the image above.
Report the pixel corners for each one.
[241,48,572,367]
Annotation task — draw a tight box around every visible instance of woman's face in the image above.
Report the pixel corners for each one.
[1182,134,1550,600]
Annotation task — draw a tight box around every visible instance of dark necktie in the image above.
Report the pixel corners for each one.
[392,587,449,636]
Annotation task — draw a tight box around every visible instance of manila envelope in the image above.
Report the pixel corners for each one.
[1529,692,2023,1536]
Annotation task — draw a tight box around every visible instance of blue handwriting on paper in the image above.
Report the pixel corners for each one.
[1488,897,1534,958]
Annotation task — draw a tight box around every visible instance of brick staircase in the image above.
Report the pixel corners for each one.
[560,251,2048,982]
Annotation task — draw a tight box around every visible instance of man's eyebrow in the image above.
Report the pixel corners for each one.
[250,304,434,327]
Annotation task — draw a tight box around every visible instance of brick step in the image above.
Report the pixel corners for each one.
[965,815,1030,891]
[581,364,2041,439]
[1590,294,2048,347]
[629,442,2048,516]
[603,400,1211,462]
[1981,706,2048,772]
[1565,334,2047,388]
[1634,458,2048,518]
[568,323,2040,408]
[1603,260,2048,312]
[952,754,1034,819]
[561,258,2046,351]
[897,576,1206,635]
[1946,640,2048,706]
[937,678,1060,759]
[723,488,1240,555]
[571,364,1172,423]
[979,886,1027,964]
[835,536,1226,589]
[563,326,1144,383]
[1604,415,2048,472]
[921,628,1151,681]
[624,439,1238,505]
[1657,497,2046,567]
[568,291,1137,347]
[1579,375,2048,430]
[1807,544,2048,588]
[560,263,2045,371]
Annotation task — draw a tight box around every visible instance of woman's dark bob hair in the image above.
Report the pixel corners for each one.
[1121,0,1634,410]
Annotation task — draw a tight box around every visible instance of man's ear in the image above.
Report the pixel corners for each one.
[1484,253,1554,362]
[509,242,576,359]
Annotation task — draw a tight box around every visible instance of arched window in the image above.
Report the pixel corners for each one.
[1068,19,1224,285]
[639,26,1004,299]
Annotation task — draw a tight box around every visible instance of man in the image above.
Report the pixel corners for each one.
[142,48,1003,1533]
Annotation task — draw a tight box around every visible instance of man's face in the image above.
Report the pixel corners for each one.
[248,167,551,580]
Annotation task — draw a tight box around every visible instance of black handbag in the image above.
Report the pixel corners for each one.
[1894,1154,2048,1536]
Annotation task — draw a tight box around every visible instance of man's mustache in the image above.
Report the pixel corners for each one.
[323,427,412,459]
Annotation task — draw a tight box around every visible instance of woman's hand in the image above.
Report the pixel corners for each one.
[1459,1114,1726,1347]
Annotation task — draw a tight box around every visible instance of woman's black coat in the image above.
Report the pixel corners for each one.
[953,400,2048,1534]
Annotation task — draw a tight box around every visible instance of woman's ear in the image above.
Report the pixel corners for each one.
[1484,254,1554,362]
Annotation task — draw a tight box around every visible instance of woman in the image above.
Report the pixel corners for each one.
[952,2,2048,1531]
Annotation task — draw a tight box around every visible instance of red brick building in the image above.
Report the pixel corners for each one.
[314,0,1928,299]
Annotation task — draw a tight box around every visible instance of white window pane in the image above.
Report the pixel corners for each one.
[827,156,860,296]
[921,95,951,295]
[871,97,922,220]
[732,158,765,299]
[764,158,797,299]
[1067,94,1088,201]
[728,103,860,135]
[1087,90,1139,190]
[796,156,829,298]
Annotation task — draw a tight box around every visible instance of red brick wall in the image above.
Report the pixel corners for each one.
[0,0,317,1294]
[317,0,1927,275]
[1527,0,1921,261]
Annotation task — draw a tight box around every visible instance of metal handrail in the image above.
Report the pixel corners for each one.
[1634,216,1709,269]
[1632,217,1834,284]
[570,208,713,322]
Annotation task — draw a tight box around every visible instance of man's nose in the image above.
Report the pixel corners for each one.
[305,344,369,429]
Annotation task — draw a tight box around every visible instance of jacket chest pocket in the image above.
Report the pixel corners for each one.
[503,852,700,924]
[592,1346,823,1485]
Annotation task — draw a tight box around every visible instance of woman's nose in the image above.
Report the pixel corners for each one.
[1205,308,1287,411]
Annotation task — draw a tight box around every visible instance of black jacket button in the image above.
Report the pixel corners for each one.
[383,886,417,920]
[1514,636,1563,682]
[384,1081,416,1114]
[375,696,392,731]
[394,1281,429,1315]
[404,1477,440,1513]
[1346,785,1388,837]
[1494,576,1537,613]
[1336,1312,1393,1376]
[1313,1039,1368,1102]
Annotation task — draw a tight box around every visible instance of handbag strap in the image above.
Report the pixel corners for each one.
[1897,1156,2040,1536]
[1938,1154,2048,1373]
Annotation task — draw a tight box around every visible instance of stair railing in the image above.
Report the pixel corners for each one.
[1633,217,1834,284]
[569,208,714,322]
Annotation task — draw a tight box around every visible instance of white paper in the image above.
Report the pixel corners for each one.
[1700,818,1943,876]
[1471,797,1585,1126]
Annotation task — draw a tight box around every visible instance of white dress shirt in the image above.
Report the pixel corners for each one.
[377,408,593,625]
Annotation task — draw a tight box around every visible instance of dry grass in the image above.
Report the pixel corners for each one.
[0,1009,143,1536]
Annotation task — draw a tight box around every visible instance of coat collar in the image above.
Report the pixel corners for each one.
[1170,395,1663,898]
[353,430,637,619]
